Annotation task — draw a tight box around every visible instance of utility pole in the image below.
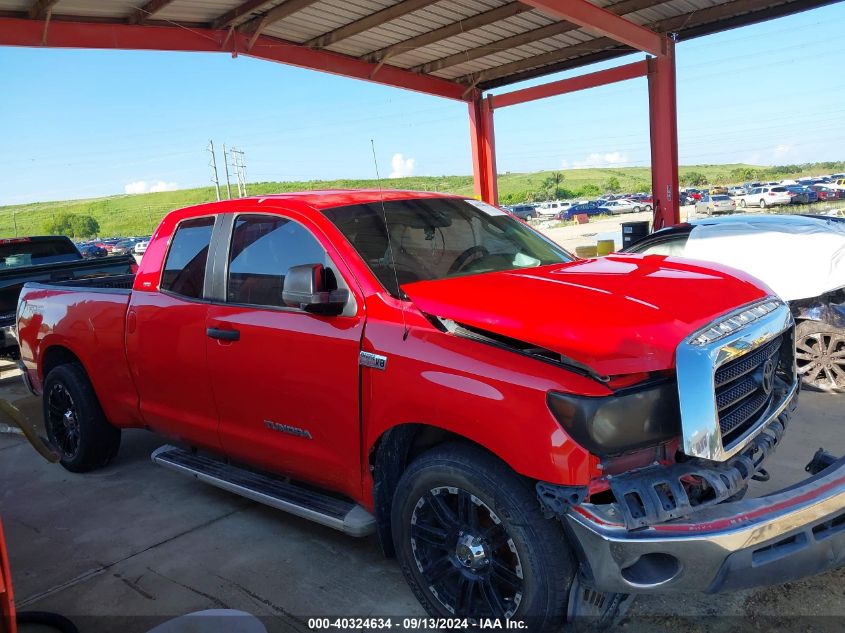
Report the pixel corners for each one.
[231,148,247,197]
[222,144,232,199]
[207,140,221,201]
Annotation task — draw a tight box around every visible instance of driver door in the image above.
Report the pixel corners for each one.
[205,212,364,499]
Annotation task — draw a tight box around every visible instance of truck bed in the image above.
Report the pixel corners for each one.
[17,280,141,427]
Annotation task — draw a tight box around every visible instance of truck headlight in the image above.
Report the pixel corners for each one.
[547,382,680,457]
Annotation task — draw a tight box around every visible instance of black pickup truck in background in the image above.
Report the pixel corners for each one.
[0,236,136,358]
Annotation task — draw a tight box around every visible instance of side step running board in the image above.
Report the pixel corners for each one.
[151,445,376,537]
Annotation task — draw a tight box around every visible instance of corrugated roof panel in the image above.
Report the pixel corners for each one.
[434,26,611,80]
[265,0,398,43]
[53,0,137,19]
[326,0,503,57]
[0,1,31,12]
[156,1,254,24]
[387,10,554,67]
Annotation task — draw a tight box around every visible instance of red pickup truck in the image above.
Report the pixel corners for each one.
[15,191,845,628]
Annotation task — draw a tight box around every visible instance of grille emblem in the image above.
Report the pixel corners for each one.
[761,358,776,395]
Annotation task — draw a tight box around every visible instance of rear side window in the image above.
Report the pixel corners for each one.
[161,217,214,299]
[0,238,80,269]
[226,214,329,308]
[771,187,787,192]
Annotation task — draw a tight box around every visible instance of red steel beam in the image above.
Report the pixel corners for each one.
[0,16,470,101]
[469,97,498,204]
[647,42,679,228]
[493,59,647,108]
[520,0,664,56]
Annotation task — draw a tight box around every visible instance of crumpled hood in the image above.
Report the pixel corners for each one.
[403,254,770,376]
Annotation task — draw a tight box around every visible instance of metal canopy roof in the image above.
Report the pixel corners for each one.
[0,0,837,95]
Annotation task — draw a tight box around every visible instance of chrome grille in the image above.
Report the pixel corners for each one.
[715,334,786,445]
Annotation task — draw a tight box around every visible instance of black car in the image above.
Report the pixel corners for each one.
[79,244,108,258]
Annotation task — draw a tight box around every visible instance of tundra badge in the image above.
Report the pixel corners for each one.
[264,420,312,440]
[359,351,387,371]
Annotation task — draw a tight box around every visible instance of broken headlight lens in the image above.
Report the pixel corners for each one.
[547,381,680,457]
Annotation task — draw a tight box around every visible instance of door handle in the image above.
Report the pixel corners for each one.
[206,327,240,341]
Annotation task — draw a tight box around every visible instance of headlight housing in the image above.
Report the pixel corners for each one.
[547,381,680,457]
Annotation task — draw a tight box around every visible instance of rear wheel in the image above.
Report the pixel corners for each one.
[43,363,121,472]
[392,443,575,630]
[759,199,767,209]
[739,199,746,208]
[795,321,845,393]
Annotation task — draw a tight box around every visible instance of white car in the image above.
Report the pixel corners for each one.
[134,240,150,255]
[602,199,643,214]
[624,214,845,392]
[534,201,572,217]
[695,194,736,215]
[735,185,793,209]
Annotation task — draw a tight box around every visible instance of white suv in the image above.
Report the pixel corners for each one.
[534,201,572,217]
[736,186,793,209]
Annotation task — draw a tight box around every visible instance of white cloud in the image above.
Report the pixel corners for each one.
[561,151,628,170]
[772,144,790,160]
[124,181,148,194]
[388,153,415,178]
[124,180,179,195]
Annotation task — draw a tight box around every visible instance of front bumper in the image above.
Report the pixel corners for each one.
[565,453,845,594]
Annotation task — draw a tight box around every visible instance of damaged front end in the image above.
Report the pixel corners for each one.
[538,298,845,594]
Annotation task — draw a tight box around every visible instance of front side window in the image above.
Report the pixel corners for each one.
[161,217,214,299]
[227,214,329,308]
[323,198,571,296]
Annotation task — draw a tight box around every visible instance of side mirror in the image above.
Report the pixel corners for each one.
[282,263,348,315]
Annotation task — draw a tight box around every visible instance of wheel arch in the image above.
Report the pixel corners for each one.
[41,344,84,383]
[368,422,531,558]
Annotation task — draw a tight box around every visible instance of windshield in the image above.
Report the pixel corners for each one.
[323,197,572,296]
[0,238,81,269]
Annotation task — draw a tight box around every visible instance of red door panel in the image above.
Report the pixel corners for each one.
[126,291,219,451]
[206,306,363,498]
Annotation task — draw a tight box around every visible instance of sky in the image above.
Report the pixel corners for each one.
[1,3,844,205]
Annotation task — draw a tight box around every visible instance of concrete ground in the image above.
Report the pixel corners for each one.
[1,364,843,632]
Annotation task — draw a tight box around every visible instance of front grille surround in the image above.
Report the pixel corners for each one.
[676,298,797,462]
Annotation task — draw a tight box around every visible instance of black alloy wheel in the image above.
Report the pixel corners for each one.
[410,485,523,619]
[392,443,575,631]
[46,383,80,459]
[42,363,121,472]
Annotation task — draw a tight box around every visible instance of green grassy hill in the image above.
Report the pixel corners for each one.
[2,161,842,238]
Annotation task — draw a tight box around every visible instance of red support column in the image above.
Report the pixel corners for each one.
[648,37,680,229]
[469,96,498,205]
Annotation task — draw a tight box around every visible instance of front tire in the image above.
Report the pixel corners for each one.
[43,363,121,472]
[739,199,746,208]
[392,443,574,630]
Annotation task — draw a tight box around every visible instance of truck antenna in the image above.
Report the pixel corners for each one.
[370,139,409,341]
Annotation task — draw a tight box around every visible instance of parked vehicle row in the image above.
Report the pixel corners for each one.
[503,194,653,221]
[76,236,151,258]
